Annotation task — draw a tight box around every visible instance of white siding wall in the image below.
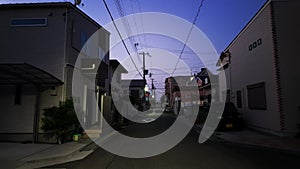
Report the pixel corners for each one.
[0,3,110,141]
[0,7,66,81]
[0,85,35,133]
[227,4,282,133]
[0,7,67,141]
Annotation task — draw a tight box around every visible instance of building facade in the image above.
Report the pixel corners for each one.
[220,0,300,136]
[0,2,110,142]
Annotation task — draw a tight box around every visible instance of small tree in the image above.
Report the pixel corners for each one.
[41,99,81,144]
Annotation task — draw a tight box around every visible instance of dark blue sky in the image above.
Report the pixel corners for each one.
[81,0,267,52]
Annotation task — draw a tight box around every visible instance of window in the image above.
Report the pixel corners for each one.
[72,21,80,50]
[11,18,47,27]
[236,90,242,108]
[247,82,267,110]
[80,31,88,49]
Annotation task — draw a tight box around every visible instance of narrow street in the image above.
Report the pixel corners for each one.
[1,1,300,169]
[50,113,299,169]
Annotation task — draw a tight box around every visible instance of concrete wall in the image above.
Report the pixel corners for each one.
[272,0,300,134]
[226,3,282,134]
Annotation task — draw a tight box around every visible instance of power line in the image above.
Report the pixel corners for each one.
[102,0,143,78]
[114,0,145,64]
[140,44,223,55]
[113,0,137,50]
[171,0,205,76]
[135,0,148,51]
[129,0,143,48]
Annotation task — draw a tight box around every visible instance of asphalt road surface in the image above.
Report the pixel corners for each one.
[49,113,299,169]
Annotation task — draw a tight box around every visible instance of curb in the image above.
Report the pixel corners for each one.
[17,144,91,169]
[212,134,300,156]
[193,126,300,156]
[16,131,118,169]
[209,133,300,155]
[80,130,118,152]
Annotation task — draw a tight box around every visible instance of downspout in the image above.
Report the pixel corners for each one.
[62,7,69,101]
[33,86,41,143]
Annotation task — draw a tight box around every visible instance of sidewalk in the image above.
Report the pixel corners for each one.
[0,142,54,169]
[0,138,95,169]
[194,124,300,155]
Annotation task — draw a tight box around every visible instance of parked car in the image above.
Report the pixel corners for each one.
[217,102,244,131]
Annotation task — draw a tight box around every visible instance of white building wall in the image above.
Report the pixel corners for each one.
[0,7,66,81]
[0,85,36,141]
[0,3,110,142]
[226,3,282,134]
[0,85,35,133]
[0,6,67,142]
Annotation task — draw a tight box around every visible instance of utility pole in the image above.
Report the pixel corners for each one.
[151,78,156,112]
[151,78,155,97]
[138,52,151,87]
[151,79,155,90]
[143,52,146,82]
[139,52,150,111]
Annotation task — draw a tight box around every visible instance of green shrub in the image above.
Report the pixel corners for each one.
[41,99,81,144]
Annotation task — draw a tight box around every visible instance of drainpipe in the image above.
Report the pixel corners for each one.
[96,86,100,123]
[62,7,69,102]
[83,84,87,128]
[33,86,41,143]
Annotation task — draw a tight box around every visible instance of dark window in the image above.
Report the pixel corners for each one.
[258,38,262,46]
[72,21,80,50]
[11,18,47,26]
[247,82,267,110]
[15,85,22,105]
[236,90,242,108]
[249,45,252,51]
[81,31,88,49]
[253,42,257,48]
